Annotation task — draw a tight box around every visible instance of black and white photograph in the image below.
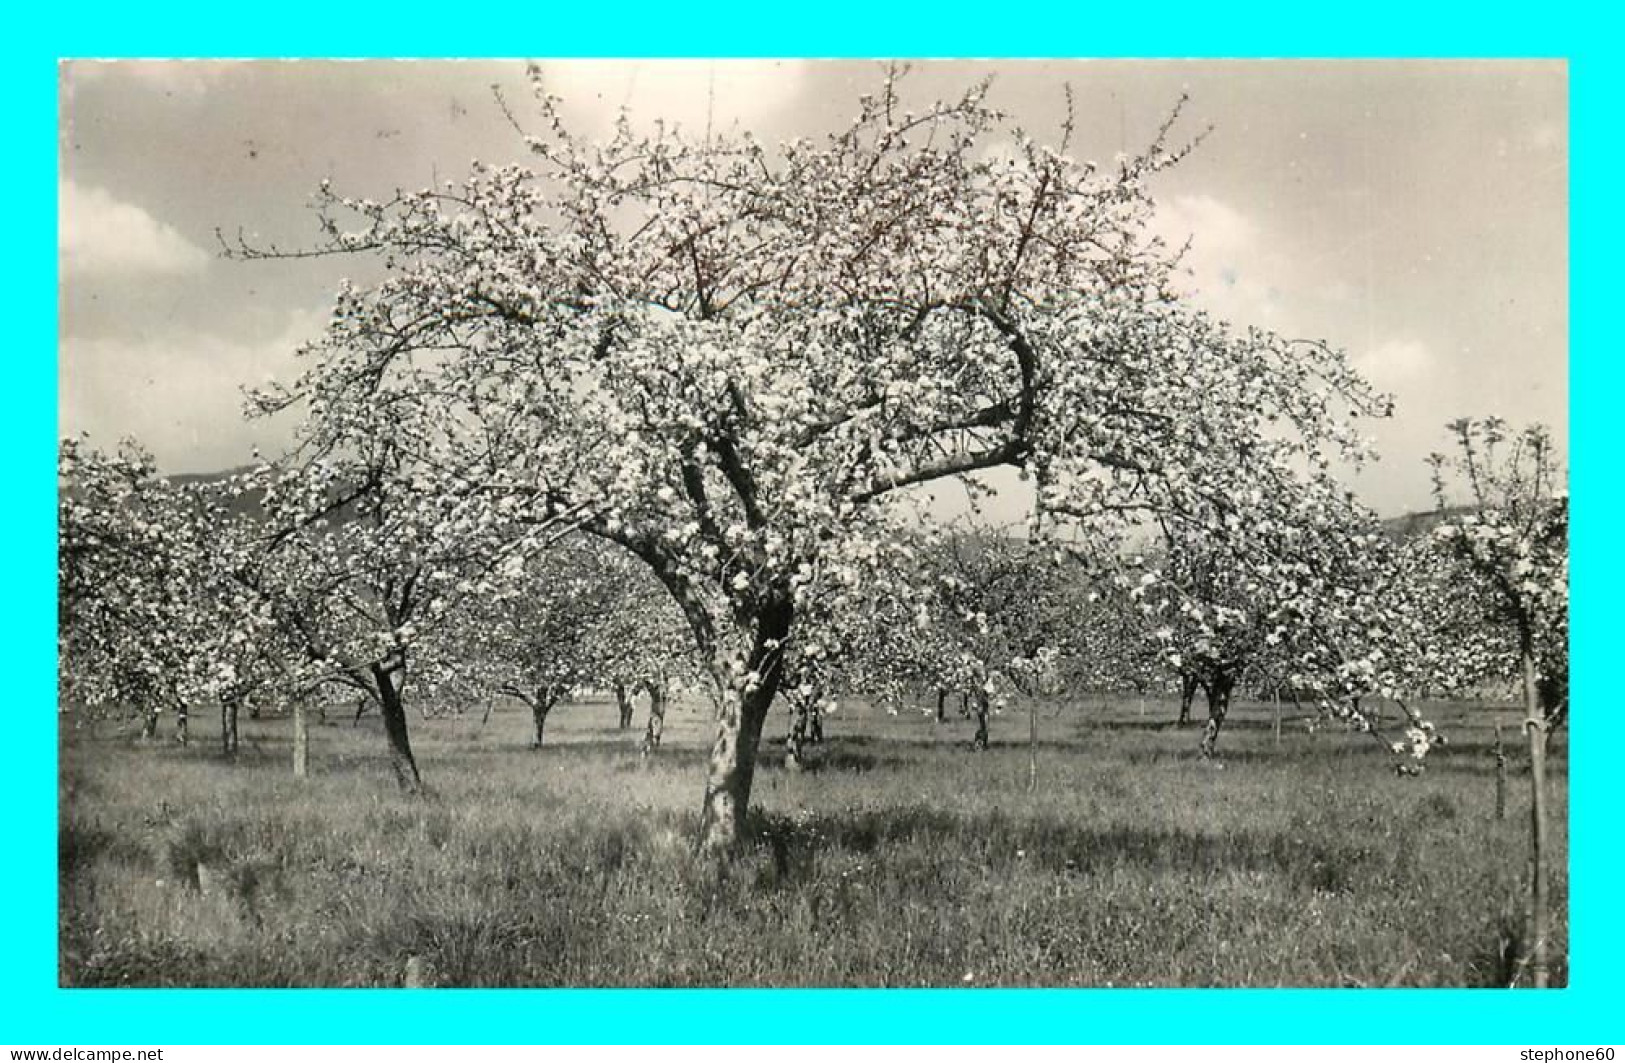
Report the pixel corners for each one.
[57,59,1568,990]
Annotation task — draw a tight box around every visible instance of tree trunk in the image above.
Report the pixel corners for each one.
[1178,673,1198,727]
[141,707,159,741]
[174,704,189,747]
[785,705,805,771]
[530,689,556,748]
[1522,638,1550,989]
[936,688,948,724]
[697,599,794,857]
[373,666,423,793]
[785,693,810,770]
[641,685,666,754]
[971,689,990,751]
[220,698,240,759]
[615,684,635,730]
[808,700,824,745]
[1199,675,1232,759]
[293,698,309,778]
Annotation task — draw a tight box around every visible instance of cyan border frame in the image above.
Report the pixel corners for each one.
[14,2,1614,1043]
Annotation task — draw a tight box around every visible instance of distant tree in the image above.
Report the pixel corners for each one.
[59,439,207,741]
[584,548,704,754]
[917,528,1071,751]
[58,439,285,754]
[1122,485,1455,766]
[441,537,647,747]
[1132,532,1281,757]
[1428,417,1567,988]
[828,537,978,725]
[232,434,583,790]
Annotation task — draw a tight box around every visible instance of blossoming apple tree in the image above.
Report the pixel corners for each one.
[233,68,1391,854]
[228,432,587,789]
[58,439,288,754]
[1130,531,1284,757]
[59,439,211,740]
[1428,417,1567,988]
[1122,474,1459,766]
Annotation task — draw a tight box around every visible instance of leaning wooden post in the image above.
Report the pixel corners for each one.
[1493,722,1508,821]
[293,697,310,779]
[1521,640,1549,989]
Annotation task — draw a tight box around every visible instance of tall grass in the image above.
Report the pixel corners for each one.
[59,693,1567,987]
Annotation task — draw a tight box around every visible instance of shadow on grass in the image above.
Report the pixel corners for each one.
[756,742,907,773]
[746,804,1374,896]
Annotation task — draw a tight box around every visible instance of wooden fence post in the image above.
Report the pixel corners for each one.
[1493,722,1507,821]
[293,698,310,779]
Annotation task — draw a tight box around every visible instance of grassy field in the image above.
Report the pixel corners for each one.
[58,692,1568,988]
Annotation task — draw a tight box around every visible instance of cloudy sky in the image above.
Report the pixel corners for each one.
[58,59,1566,517]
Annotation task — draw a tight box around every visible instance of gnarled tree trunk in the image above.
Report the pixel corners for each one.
[640,684,666,754]
[785,692,812,771]
[531,692,553,748]
[615,684,635,730]
[527,684,568,747]
[1178,672,1199,727]
[697,598,794,857]
[174,704,189,747]
[971,689,990,751]
[1199,673,1234,759]
[372,665,423,793]
[220,697,240,758]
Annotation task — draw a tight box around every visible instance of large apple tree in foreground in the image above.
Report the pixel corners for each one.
[236,68,1389,854]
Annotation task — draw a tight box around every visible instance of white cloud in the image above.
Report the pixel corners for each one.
[64,59,234,98]
[1353,338,1432,386]
[1156,193,1257,256]
[1149,193,1286,328]
[59,310,323,473]
[59,179,211,278]
[537,60,805,137]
